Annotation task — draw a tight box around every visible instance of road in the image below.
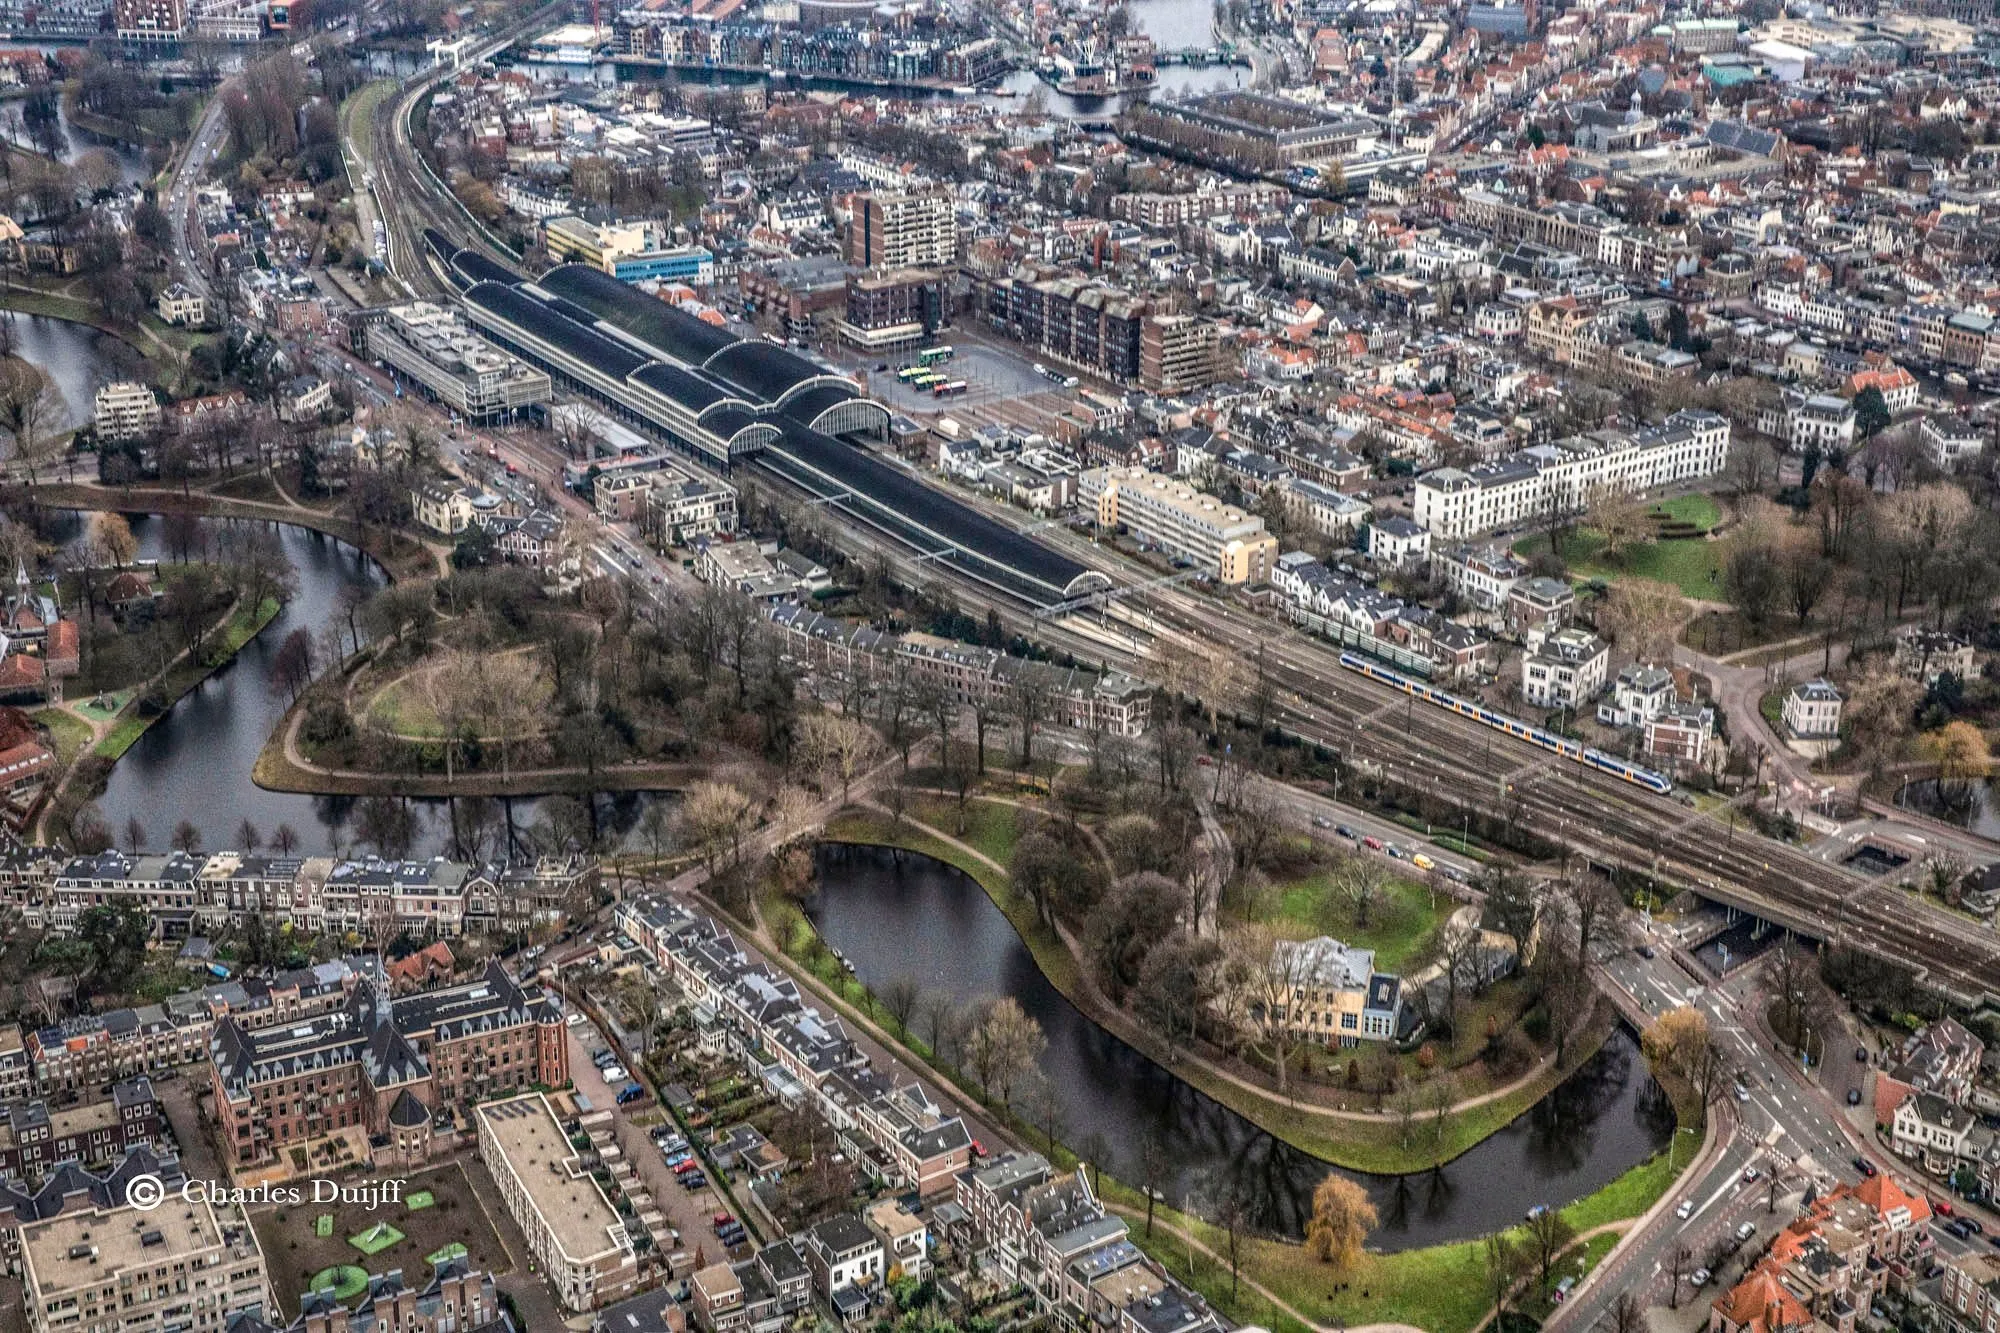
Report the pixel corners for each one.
[376,26,2000,1007]
[165,75,236,303]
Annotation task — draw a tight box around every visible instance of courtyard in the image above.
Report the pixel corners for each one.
[248,1161,513,1316]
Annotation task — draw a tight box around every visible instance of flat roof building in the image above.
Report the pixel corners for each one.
[476,1092,640,1312]
[21,1192,270,1333]
[365,303,551,425]
[1086,467,1277,585]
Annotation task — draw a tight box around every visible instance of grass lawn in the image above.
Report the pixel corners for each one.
[308,1266,369,1301]
[1516,530,1725,599]
[1760,689,1785,730]
[1268,871,1442,972]
[406,1191,435,1211]
[1651,495,1721,532]
[97,712,153,761]
[821,808,1608,1174]
[31,708,91,766]
[1518,1230,1622,1322]
[250,1163,508,1316]
[313,1214,333,1237]
[907,794,1023,868]
[1105,1126,1689,1333]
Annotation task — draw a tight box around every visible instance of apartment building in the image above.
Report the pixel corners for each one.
[91,382,161,442]
[112,0,185,42]
[21,1194,270,1333]
[209,962,567,1168]
[767,603,1152,737]
[977,268,1148,384]
[1708,1176,1932,1333]
[1139,315,1222,396]
[639,466,741,547]
[1942,1252,2000,1333]
[410,482,478,536]
[1268,936,1402,1045]
[1922,414,1986,472]
[1085,466,1278,584]
[365,303,551,425]
[845,189,957,269]
[838,268,947,351]
[1413,410,1730,539]
[0,1079,160,1185]
[477,1093,641,1312]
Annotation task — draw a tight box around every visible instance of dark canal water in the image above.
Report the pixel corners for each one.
[74,513,665,857]
[1897,778,2000,839]
[807,843,1678,1250]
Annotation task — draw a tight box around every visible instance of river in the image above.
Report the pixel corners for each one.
[807,844,1677,1250]
[60,513,664,857]
[8,313,131,431]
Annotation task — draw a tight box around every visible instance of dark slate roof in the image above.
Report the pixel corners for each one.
[537,264,740,365]
[761,419,1091,605]
[463,282,650,381]
[389,1088,430,1127]
[780,382,859,428]
[633,360,738,413]
[703,340,828,404]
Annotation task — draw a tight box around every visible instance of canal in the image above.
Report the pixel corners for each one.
[807,843,1678,1250]
[66,513,664,857]
[9,313,130,431]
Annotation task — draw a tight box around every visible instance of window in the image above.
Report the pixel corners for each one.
[1341,1013,1357,1030]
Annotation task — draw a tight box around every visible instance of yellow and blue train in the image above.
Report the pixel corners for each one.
[1337,652,1674,796]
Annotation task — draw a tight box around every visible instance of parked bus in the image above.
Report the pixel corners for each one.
[917,345,954,366]
[896,366,928,383]
[910,371,943,388]
[932,379,968,398]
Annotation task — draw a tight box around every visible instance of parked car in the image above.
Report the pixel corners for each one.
[1312,815,1331,829]
[1691,1268,1712,1288]
[1856,1047,1870,1063]
[1736,1222,1757,1242]
[1847,1088,1863,1106]
[665,1151,692,1168]
[1935,1199,1955,1217]
[713,1213,735,1228]
[601,1065,627,1083]
[682,1173,708,1190]
[1741,1166,1760,1182]
[1638,944,1656,959]
[1412,853,1436,872]
[616,1082,645,1105]
[1335,825,1356,839]
[1676,1200,1695,1220]
[1362,836,1384,851]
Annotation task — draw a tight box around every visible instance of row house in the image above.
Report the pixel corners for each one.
[0,1079,160,1186]
[28,1005,210,1096]
[616,895,973,1198]
[953,1151,1224,1333]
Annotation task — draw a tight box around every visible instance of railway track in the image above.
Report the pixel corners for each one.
[1130,592,2000,1004]
[379,70,1999,1006]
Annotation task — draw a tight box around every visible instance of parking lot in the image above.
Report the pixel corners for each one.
[566,1021,752,1274]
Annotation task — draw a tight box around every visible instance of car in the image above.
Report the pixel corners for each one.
[1386,845,1405,860]
[616,1082,645,1105]
[970,1139,986,1158]
[1946,1220,1973,1240]
[1676,1200,1695,1220]
[875,363,889,372]
[1312,815,1331,829]
[592,1049,617,1067]
[1964,1218,1985,1236]
[1853,1157,1877,1178]
[1742,1166,1760,1182]
[1335,825,1356,839]
[1736,1222,1758,1243]
[1736,1085,1751,1103]
[601,1066,627,1083]
[1691,1268,1711,1288]
[682,1173,708,1190]
[1848,1088,1863,1106]
[1362,836,1384,851]
[665,1151,692,1167]
[1935,1198,1954,1217]
[713,1213,735,1228]
[1638,944,1657,959]
[565,1011,584,1026]
[1412,853,1436,871]
[1856,1047,1870,1063]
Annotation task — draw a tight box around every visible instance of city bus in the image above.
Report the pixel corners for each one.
[917,345,954,366]
[896,366,928,383]
[910,371,944,388]
[932,379,968,398]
